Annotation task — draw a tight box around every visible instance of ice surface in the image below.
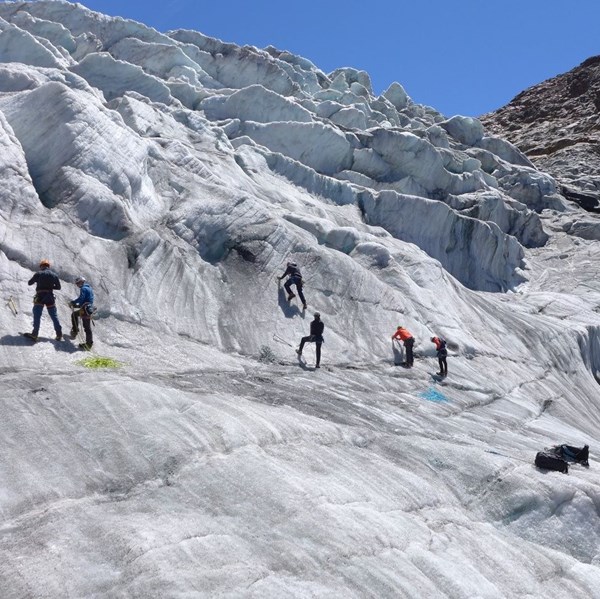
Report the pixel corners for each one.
[441,115,485,146]
[0,1,599,597]
[200,84,314,124]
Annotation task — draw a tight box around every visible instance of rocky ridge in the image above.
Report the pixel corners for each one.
[481,56,600,219]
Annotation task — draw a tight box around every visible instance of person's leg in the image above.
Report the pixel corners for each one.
[82,317,93,346]
[47,305,62,337]
[296,282,307,308]
[31,304,43,336]
[442,356,447,375]
[405,339,414,366]
[315,342,322,367]
[71,312,79,336]
[438,356,444,374]
[298,335,311,354]
[284,279,294,298]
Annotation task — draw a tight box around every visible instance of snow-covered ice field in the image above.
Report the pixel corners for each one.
[0,2,599,597]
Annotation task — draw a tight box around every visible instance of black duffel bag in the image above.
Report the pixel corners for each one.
[535,451,568,473]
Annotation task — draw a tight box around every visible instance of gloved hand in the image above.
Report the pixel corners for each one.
[68,301,74,308]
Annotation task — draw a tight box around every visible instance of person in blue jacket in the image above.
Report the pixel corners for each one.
[278,261,307,309]
[24,258,63,341]
[69,276,95,350]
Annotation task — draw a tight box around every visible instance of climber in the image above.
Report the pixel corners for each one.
[431,336,448,377]
[24,259,63,341]
[296,312,325,368]
[69,276,95,350]
[278,261,307,310]
[392,325,415,367]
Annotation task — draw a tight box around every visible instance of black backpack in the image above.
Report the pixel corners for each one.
[555,444,589,466]
[535,451,568,473]
[438,339,448,357]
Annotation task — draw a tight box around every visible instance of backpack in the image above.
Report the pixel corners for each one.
[437,338,448,357]
[553,444,589,466]
[535,451,568,473]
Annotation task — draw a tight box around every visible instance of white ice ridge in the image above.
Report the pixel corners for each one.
[0,1,600,597]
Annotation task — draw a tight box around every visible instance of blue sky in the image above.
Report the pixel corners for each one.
[72,1,600,117]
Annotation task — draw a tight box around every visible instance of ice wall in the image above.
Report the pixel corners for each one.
[0,0,559,301]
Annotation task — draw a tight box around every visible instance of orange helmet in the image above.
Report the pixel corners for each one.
[39,259,50,268]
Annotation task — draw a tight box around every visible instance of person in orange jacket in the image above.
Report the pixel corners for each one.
[431,336,448,377]
[392,326,415,367]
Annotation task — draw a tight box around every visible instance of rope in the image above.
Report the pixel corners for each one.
[273,333,294,348]
[66,301,94,352]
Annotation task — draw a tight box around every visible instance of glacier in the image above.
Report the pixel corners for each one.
[0,1,599,597]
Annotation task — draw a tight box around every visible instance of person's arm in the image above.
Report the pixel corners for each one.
[278,266,291,280]
[28,274,37,286]
[71,289,84,307]
[53,275,61,291]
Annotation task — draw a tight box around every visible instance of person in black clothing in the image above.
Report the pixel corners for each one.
[25,259,63,341]
[296,312,324,368]
[278,261,307,309]
[431,336,448,376]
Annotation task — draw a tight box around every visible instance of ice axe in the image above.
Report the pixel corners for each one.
[6,296,18,316]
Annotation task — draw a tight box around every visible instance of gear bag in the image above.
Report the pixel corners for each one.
[535,451,568,473]
[437,338,448,357]
[551,444,589,466]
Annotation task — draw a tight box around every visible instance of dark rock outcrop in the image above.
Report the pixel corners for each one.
[481,56,600,213]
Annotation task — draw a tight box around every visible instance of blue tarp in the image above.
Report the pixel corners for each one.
[419,387,448,403]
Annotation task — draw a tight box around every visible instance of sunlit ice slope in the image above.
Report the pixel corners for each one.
[0,2,599,597]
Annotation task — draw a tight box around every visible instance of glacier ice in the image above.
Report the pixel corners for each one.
[0,1,600,597]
